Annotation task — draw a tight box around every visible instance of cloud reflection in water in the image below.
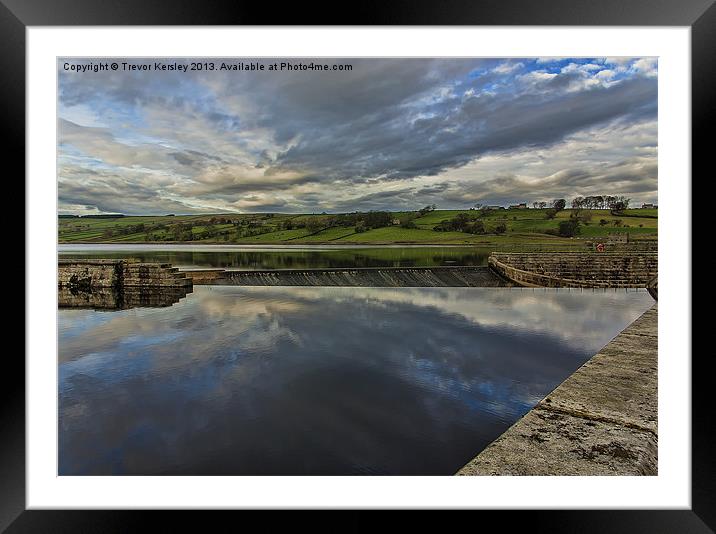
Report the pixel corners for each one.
[58,286,653,475]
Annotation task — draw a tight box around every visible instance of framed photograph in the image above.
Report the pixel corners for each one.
[8,0,709,530]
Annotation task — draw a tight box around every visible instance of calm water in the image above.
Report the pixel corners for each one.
[58,244,490,270]
[58,286,653,475]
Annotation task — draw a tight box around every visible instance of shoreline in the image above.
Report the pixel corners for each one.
[57,239,647,250]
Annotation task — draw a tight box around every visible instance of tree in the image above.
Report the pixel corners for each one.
[494,222,507,234]
[552,198,566,211]
[558,219,581,237]
[571,209,591,224]
[610,197,630,214]
[362,211,392,229]
[465,220,485,234]
[418,205,436,216]
[305,217,325,232]
[545,208,558,220]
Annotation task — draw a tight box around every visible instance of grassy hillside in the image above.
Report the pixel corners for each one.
[58,208,657,245]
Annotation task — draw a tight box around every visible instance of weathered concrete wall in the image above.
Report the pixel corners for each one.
[456,304,658,476]
[489,252,657,288]
[58,259,122,289]
[121,262,192,288]
[185,266,514,287]
[58,259,192,289]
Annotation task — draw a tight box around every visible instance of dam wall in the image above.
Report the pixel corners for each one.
[58,259,192,289]
[489,252,657,288]
[185,266,513,287]
[457,303,658,476]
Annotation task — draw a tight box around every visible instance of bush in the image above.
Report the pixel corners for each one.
[494,222,507,234]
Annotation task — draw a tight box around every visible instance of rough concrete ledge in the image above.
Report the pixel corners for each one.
[457,304,657,476]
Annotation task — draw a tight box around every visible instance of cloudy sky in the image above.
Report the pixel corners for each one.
[58,57,657,215]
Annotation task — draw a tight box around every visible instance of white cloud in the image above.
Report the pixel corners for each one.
[493,61,524,74]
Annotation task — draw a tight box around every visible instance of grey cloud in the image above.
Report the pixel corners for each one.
[58,58,658,213]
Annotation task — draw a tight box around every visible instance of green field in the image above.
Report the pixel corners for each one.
[58,208,657,246]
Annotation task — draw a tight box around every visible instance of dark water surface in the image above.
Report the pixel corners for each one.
[58,286,653,475]
[58,244,490,270]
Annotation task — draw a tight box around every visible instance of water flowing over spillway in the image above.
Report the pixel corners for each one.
[186,266,512,287]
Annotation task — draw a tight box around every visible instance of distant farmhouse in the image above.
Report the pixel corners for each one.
[641,203,657,209]
[508,203,528,209]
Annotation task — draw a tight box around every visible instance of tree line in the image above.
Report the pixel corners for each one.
[531,195,631,211]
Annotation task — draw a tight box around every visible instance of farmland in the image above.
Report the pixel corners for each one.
[58,207,657,246]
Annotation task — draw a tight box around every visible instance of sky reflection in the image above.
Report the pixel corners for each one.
[58,286,653,475]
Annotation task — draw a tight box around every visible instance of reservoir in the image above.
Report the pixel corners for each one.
[58,283,654,475]
[58,244,491,270]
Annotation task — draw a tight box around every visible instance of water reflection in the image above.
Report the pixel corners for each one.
[58,244,490,270]
[58,286,653,475]
[59,286,192,310]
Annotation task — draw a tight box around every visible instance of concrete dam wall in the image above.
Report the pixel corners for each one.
[489,252,657,288]
[59,259,192,289]
[186,266,513,287]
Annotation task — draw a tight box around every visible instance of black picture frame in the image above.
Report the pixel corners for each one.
[5,0,708,531]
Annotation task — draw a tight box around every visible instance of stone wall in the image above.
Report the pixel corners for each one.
[121,262,192,288]
[58,259,123,289]
[489,252,657,288]
[58,259,192,289]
